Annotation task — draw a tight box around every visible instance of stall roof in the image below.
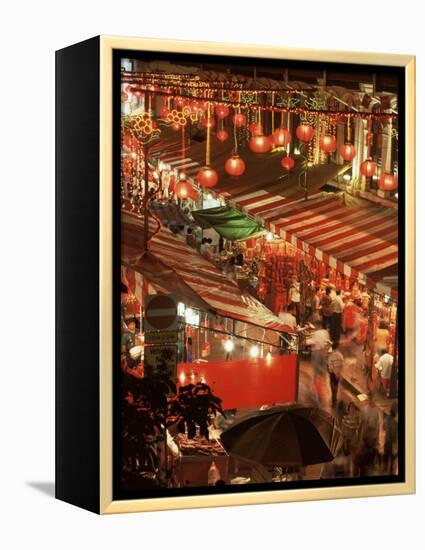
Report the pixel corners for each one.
[121,210,294,334]
[191,205,265,241]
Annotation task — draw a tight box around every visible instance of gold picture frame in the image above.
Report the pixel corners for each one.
[56,35,415,514]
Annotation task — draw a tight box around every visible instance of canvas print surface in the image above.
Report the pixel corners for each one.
[116,51,403,498]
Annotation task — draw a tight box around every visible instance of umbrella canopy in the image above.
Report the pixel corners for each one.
[220,404,342,467]
[191,205,265,241]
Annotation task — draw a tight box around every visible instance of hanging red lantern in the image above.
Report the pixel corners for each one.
[215,105,230,119]
[378,173,398,191]
[171,122,181,132]
[340,143,356,162]
[319,134,337,153]
[296,124,315,142]
[232,113,247,127]
[249,134,272,153]
[281,156,295,171]
[272,127,292,147]
[216,129,229,142]
[360,158,377,178]
[197,166,218,188]
[202,117,216,129]
[249,122,263,136]
[225,155,246,176]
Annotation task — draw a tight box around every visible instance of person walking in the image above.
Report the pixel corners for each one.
[375,348,394,397]
[307,320,332,403]
[383,403,398,474]
[327,342,345,407]
[288,276,301,325]
[320,286,333,331]
[359,392,381,451]
[330,289,344,343]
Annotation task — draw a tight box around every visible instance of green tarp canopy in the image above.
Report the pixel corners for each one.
[192,205,265,241]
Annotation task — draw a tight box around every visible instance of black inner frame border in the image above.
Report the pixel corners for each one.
[112,48,406,502]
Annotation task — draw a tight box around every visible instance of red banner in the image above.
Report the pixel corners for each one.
[177,354,298,410]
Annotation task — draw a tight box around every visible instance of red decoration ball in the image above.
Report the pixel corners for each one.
[273,127,292,147]
[319,134,337,153]
[360,158,377,178]
[202,117,216,129]
[249,134,272,153]
[216,129,229,142]
[281,156,295,171]
[232,113,247,127]
[296,124,315,142]
[215,105,230,119]
[197,166,219,188]
[340,143,356,162]
[378,173,398,191]
[190,100,201,113]
[249,122,263,136]
[171,122,181,132]
[225,155,246,176]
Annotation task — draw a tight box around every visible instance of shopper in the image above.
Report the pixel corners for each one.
[383,403,398,474]
[121,316,138,370]
[307,320,332,403]
[327,342,345,407]
[330,289,344,343]
[288,276,301,325]
[375,348,394,396]
[359,392,380,450]
[320,286,333,330]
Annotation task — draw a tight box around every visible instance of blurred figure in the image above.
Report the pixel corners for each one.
[330,289,344,343]
[342,402,361,452]
[320,286,333,331]
[327,342,345,407]
[360,392,381,451]
[278,304,297,330]
[307,320,332,404]
[321,447,352,479]
[383,403,398,474]
[288,276,301,325]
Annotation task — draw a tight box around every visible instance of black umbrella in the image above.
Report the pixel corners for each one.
[220,405,342,467]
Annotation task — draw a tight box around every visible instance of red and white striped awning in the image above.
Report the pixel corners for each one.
[122,210,294,333]
[256,193,398,295]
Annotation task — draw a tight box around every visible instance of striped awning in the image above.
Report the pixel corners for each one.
[258,193,398,292]
[121,210,294,333]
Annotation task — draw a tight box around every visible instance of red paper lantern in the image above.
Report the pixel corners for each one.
[171,122,181,132]
[232,113,247,127]
[202,117,216,129]
[340,143,356,161]
[215,105,230,119]
[249,122,263,136]
[197,166,218,188]
[216,129,229,142]
[319,134,337,153]
[281,156,295,171]
[296,124,315,142]
[378,173,398,191]
[360,158,377,178]
[272,127,292,147]
[249,134,272,153]
[225,155,246,176]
